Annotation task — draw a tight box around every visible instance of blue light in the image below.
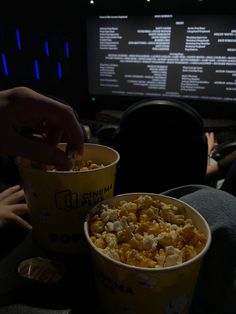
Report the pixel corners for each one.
[44,40,49,56]
[65,40,70,58]
[34,59,40,80]
[16,28,22,50]
[57,62,62,79]
[1,52,9,76]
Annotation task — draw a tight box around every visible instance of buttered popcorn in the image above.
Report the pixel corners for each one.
[67,151,104,171]
[68,159,104,171]
[89,195,207,268]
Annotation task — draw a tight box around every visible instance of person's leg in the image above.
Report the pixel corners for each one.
[162,184,236,314]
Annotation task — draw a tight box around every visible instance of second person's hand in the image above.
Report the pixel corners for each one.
[0,185,31,230]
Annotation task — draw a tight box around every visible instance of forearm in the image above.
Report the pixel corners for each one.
[206,160,224,181]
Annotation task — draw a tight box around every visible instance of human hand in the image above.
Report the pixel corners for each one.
[0,86,84,169]
[0,185,31,230]
[205,132,218,156]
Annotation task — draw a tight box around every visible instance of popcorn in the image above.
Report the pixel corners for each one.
[67,148,104,171]
[89,195,207,268]
[68,159,104,171]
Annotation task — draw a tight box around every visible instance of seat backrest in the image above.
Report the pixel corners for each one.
[114,98,208,194]
[212,140,236,161]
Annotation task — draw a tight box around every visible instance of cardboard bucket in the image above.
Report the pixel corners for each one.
[84,193,211,314]
[17,143,120,254]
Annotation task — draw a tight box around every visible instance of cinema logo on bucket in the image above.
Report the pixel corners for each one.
[54,184,113,211]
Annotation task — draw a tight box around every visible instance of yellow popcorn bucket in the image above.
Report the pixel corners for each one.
[84,193,211,314]
[17,143,120,254]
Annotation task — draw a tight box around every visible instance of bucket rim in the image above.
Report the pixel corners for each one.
[16,142,120,174]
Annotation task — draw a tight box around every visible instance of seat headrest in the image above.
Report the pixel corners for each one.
[120,98,204,135]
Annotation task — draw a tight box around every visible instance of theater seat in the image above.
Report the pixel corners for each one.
[114,98,208,194]
[212,140,236,161]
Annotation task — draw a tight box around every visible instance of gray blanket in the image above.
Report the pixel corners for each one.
[163,184,236,314]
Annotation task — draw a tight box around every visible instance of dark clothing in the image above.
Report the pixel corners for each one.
[218,150,236,174]
[221,159,236,197]
[163,184,236,314]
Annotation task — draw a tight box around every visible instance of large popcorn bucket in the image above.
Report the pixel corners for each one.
[17,143,120,254]
[84,193,211,314]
